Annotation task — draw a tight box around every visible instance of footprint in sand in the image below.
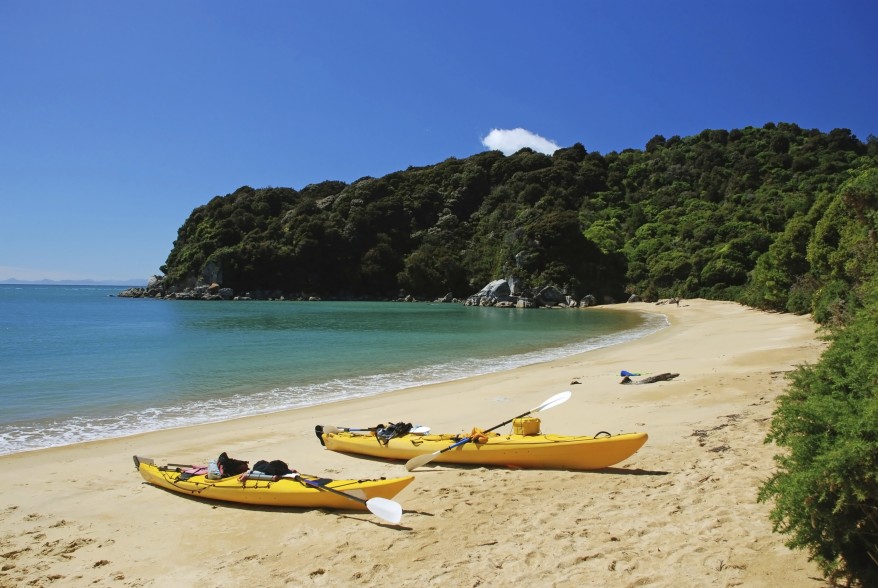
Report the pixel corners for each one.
[1,547,32,560]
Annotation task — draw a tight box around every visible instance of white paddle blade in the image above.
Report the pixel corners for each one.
[366,497,403,524]
[411,426,431,435]
[533,390,571,413]
[322,425,341,434]
[405,451,438,472]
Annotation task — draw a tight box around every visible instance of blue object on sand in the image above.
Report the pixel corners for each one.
[620,370,642,377]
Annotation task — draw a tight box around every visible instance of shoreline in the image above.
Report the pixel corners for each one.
[0,296,664,457]
[0,300,829,587]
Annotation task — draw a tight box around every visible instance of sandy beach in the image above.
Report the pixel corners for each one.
[0,300,830,587]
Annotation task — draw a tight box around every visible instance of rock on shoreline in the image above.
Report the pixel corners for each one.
[119,275,612,307]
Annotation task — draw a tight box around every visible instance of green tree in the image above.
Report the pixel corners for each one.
[759,284,878,586]
[743,215,813,312]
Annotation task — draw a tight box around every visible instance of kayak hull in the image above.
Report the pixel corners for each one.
[321,431,648,470]
[135,457,413,510]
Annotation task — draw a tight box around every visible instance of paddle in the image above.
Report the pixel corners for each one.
[322,425,431,435]
[293,474,403,524]
[404,390,572,472]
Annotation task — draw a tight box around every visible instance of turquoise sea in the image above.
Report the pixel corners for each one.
[0,285,666,455]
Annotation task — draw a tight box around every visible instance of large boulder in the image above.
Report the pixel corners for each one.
[146,275,163,291]
[508,276,525,296]
[534,285,566,307]
[477,279,510,298]
[435,292,454,303]
[580,294,597,307]
[466,279,515,306]
[117,287,145,298]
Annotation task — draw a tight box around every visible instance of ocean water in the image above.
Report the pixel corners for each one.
[0,285,666,455]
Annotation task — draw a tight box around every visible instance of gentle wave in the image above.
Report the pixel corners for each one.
[0,312,667,455]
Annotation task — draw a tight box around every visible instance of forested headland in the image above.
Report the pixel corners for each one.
[153,122,875,322]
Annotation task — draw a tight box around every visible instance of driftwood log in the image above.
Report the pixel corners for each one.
[620,372,680,385]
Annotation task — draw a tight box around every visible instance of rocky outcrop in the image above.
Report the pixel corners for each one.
[201,261,223,288]
[534,286,566,307]
[580,294,597,307]
[434,292,456,303]
[465,278,519,307]
[118,275,607,307]
[117,275,166,299]
[118,277,236,301]
[465,278,602,309]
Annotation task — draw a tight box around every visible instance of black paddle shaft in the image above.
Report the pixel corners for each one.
[414,409,536,462]
[296,476,368,506]
[484,409,534,434]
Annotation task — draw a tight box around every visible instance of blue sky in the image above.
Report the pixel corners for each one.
[1,1,875,283]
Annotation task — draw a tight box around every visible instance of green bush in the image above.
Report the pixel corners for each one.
[759,290,878,585]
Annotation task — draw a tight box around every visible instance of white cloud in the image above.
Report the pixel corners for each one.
[481,128,560,156]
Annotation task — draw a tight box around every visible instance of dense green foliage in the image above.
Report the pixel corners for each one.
[756,164,878,585]
[759,282,878,585]
[158,122,878,583]
[160,122,877,315]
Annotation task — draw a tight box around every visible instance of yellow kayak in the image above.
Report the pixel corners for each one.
[319,430,648,470]
[134,456,414,510]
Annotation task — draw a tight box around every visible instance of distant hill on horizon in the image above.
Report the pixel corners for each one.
[0,278,147,287]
